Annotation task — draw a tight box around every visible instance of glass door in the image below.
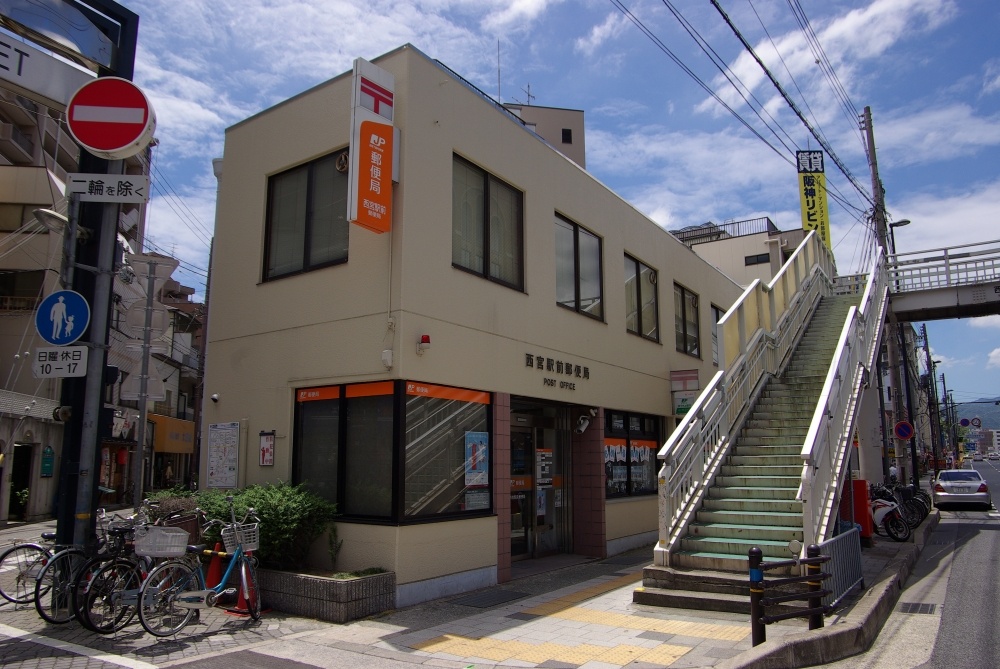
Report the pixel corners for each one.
[511,425,572,560]
[510,428,534,560]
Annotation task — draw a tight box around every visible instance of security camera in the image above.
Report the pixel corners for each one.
[574,416,590,434]
[210,393,219,403]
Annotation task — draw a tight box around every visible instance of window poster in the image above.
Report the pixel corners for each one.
[207,421,240,488]
[464,431,489,486]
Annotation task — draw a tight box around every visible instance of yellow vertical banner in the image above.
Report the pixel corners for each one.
[797,150,831,249]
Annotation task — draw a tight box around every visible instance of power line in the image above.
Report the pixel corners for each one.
[709,0,873,208]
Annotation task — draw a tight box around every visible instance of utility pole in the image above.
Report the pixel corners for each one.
[862,106,913,485]
[921,325,942,477]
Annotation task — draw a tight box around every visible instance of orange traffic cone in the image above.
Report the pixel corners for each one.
[205,543,223,588]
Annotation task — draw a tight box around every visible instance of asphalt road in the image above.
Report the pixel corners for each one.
[826,465,1000,669]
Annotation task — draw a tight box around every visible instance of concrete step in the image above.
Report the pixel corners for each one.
[740,426,810,438]
[714,475,802,488]
[735,435,804,448]
[708,485,799,500]
[702,497,803,513]
[686,522,804,543]
[678,536,799,561]
[719,464,802,478]
[727,454,801,467]
[731,445,802,457]
[697,509,804,526]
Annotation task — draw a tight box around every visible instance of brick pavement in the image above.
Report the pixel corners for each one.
[1,516,916,669]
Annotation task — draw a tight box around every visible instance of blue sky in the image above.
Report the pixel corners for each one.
[112,0,999,407]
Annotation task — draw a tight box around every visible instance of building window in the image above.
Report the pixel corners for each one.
[555,214,603,320]
[404,383,492,517]
[294,382,393,519]
[674,284,700,357]
[263,149,350,280]
[452,155,524,291]
[604,411,659,498]
[625,254,658,341]
[561,128,572,144]
[711,304,724,366]
[744,253,770,266]
[295,381,493,522]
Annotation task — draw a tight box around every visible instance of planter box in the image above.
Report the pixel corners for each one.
[257,568,395,623]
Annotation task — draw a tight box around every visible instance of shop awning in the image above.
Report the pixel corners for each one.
[148,413,195,454]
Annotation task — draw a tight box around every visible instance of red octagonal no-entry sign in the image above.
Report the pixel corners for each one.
[67,77,156,160]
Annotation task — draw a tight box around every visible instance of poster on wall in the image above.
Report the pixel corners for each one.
[259,431,275,466]
[207,422,240,488]
[464,431,489,486]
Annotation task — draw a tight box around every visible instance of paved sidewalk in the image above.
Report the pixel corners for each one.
[0,514,933,669]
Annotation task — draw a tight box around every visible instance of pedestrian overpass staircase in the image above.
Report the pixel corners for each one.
[636,231,888,611]
[637,232,1000,612]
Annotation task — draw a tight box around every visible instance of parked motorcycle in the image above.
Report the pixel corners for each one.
[871,490,911,542]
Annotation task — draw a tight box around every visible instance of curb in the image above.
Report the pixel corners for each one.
[717,511,939,669]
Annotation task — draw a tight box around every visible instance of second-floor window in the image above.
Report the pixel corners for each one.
[674,283,700,357]
[263,149,350,281]
[452,155,524,291]
[555,214,603,319]
[625,254,658,341]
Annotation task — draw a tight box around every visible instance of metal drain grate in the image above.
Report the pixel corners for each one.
[899,602,937,615]
[452,590,530,608]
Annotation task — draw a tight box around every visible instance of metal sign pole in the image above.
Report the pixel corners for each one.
[131,261,158,510]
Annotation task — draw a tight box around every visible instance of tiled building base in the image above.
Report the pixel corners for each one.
[258,568,396,623]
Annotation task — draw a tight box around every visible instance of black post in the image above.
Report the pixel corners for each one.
[898,326,921,489]
[749,547,765,646]
[806,544,825,630]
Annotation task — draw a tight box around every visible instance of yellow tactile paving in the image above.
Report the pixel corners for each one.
[407,571,746,667]
[410,633,693,667]
[547,606,749,641]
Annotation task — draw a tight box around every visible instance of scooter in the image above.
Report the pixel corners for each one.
[871,493,911,542]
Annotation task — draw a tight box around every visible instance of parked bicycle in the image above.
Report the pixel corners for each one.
[33,508,114,624]
[0,530,56,605]
[137,495,261,636]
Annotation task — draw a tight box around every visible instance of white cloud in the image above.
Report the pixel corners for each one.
[984,59,1000,95]
[890,177,1000,253]
[970,315,1000,330]
[876,105,1000,167]
[988,348,1000,369]
[574,12,629,56]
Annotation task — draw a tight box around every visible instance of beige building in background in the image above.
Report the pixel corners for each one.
[204,44,742,606]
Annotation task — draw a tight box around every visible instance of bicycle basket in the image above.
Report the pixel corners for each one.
[162,513,202,543]
[134,525,189,557]
[221,522,259,553]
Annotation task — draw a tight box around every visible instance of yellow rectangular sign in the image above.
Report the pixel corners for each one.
[797,150,831,249]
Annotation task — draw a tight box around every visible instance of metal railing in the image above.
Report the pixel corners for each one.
[890,238,1000,292]
[798,248,888,549]
[818,527,863,609]
[654,231,836,567]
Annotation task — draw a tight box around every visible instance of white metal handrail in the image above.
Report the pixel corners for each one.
[798,248,888,549]
[654,231,836,567]
[889,238,1000,292]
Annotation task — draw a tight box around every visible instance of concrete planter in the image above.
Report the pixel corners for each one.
[257,568,395,623]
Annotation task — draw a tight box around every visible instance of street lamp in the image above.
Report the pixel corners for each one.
[888,218,910,256]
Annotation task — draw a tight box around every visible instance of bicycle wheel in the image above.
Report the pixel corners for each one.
[900,499,923,529]
[138,560,200,637]
[82,559,143,633]
[34,549,86,624]
[0,543,50,604]
[240,557,261,621]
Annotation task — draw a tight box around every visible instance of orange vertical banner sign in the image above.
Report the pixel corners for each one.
[352,120,394,234]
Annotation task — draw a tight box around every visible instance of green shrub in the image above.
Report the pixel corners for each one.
[151,483,338,571]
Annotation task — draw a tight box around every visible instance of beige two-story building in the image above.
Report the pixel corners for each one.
[203,44,742,606]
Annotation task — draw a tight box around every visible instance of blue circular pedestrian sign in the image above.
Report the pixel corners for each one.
[35,290,90,345]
